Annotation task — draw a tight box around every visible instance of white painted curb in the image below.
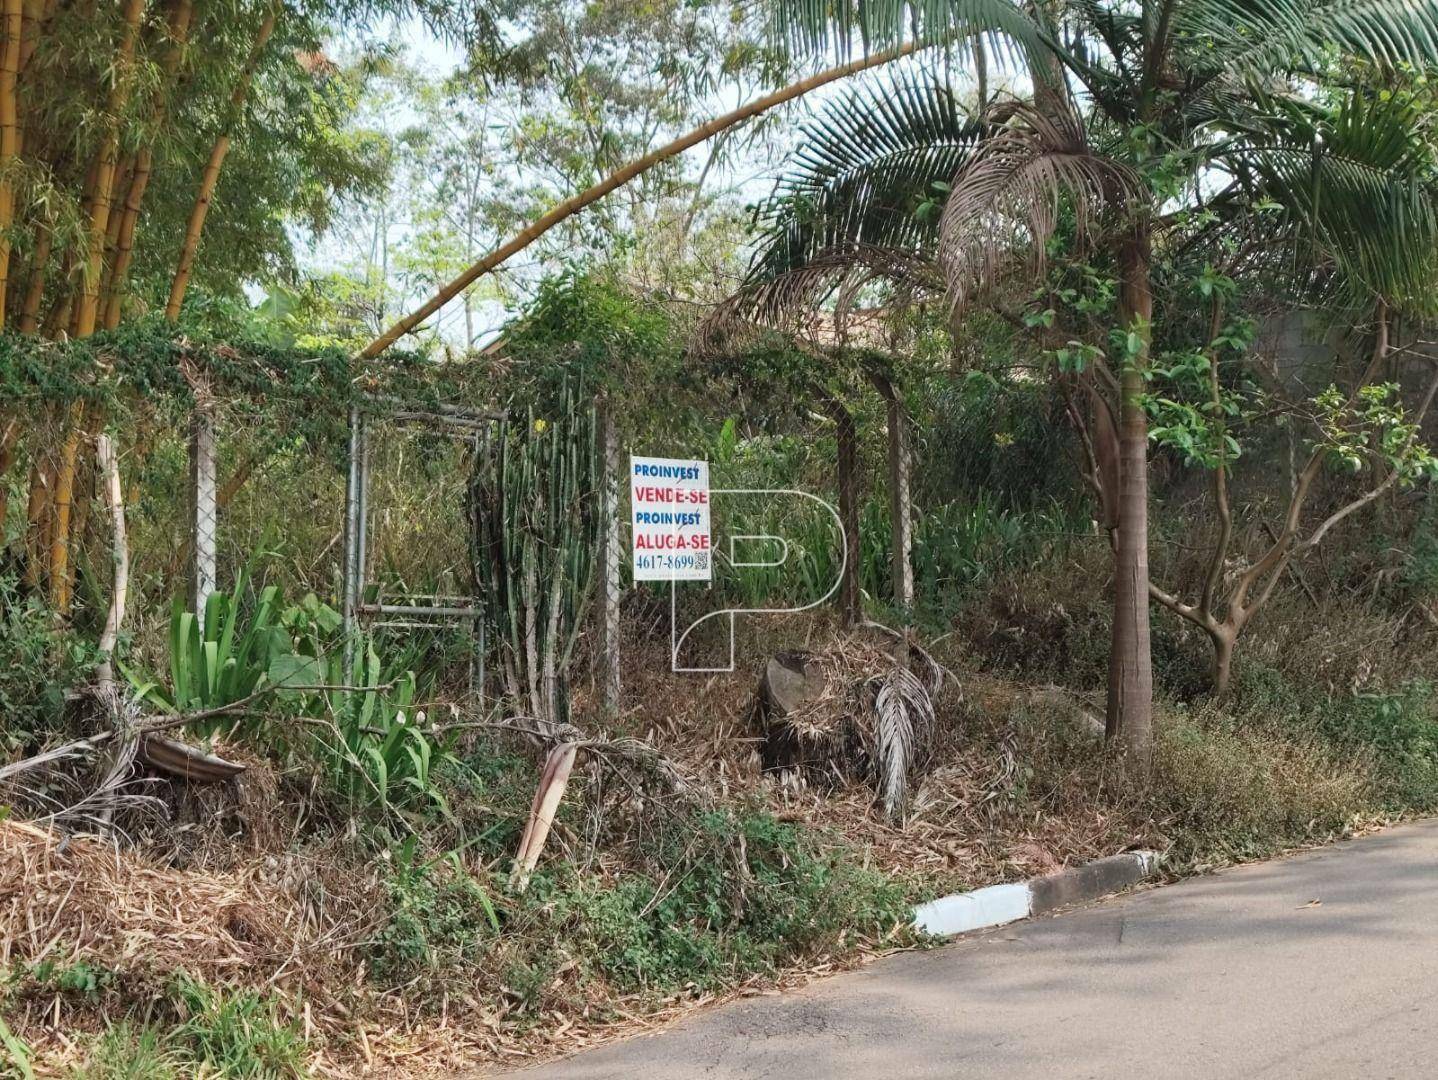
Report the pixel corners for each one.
[913,850,1160,938]
[913,882,1032,936]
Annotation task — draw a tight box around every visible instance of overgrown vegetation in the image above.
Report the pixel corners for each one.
[7,0,1438,1074]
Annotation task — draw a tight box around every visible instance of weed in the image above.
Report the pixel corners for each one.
[16,958,116,1001]
[525,810,911,1000]
[371,840,499,985]
[167,976,305,1079]
[0,572,88,750]
[0,1014,33,1080]
[1153,709,1371,864]
[76,1024,177,1080]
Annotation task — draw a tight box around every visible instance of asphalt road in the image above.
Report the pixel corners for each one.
[495,820,1438,1079]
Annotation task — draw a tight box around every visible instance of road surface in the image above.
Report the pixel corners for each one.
[496,819,1438,1078]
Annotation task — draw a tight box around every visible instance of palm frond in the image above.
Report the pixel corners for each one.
[864,665,936,822]
[760,0,1049,68]
[1221,90,1438,314]
[749,70,985,284]
[1177,0,1438,79]
[702,243,942,350]
[937,104,1138,312]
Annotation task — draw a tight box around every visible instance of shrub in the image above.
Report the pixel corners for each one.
[0,573,87,749]
[1309,682,1438,809]
[530,810,911,997]
[1153,709,1372,864]
[371,842,499,985]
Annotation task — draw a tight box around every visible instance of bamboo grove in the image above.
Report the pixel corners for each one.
[0,0,474,614]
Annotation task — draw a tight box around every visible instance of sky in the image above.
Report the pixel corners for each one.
[294,16,994,348]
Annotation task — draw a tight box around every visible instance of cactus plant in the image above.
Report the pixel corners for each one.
[469,378,600,731]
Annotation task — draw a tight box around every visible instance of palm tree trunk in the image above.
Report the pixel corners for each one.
[357,39,930,360]
[1105,227,1154,768]
[164,5,278,323]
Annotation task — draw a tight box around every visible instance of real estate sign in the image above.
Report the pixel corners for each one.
[630,455,711,581]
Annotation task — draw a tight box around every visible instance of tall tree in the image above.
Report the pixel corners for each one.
[723,0,1438,765]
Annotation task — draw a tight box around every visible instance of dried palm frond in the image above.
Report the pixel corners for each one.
[937,102,1138,313]
[860,665,937,822]
[699,243,942,354]
[749,632,950,823]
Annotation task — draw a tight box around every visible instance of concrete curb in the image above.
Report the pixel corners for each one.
[913,851,1160,937]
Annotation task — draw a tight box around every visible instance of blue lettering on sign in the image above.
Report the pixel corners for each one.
[635,510,703,526]
[632,462,701,480]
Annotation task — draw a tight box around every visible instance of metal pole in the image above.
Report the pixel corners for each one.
[341,406,363,683]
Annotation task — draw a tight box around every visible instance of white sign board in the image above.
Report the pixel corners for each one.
[630,455,711,581]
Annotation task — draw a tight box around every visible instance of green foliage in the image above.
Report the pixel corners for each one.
[746,70,984,290]
[123,575,454,816]
[529,810,910,995]
[0,321,482,445]
[1312,682,1438,808]
[22,958,116,1000]
[166,977,305,1080]
[0,1014,33,1080]
[126,575,290,726]
[1153,710,1369,864]
[76,1024,176,1080]
[469,375,600,728]
[372,840,499,984]
[1312,381,1438,482]
[320,646,455,816]
[498,272,685,436]
[0,573,87,749]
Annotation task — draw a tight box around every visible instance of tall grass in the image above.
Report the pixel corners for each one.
[705,489,1084,623]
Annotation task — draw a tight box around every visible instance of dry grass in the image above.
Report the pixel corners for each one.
[0,818,304,982]
[0,605,1402,1077]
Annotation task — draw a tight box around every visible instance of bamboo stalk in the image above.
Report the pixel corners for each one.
[22,453,48,587]
[70,0,145,339]
[40,287,69,338]
[104,0,194,329]
[16,216,48,331]
[48,399,84,612]
[0,0,23,324]
[356,40,928,359]
[164,5,277,323]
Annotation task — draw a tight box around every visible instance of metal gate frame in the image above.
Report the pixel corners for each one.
[340,400,499,692]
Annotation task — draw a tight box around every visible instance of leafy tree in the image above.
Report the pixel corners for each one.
[730,0,1438,765]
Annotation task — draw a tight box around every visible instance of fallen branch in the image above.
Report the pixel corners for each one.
[430,711,698,799]
[0,682,393,786]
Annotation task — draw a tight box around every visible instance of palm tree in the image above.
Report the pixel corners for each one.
[732,0,1438,766]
